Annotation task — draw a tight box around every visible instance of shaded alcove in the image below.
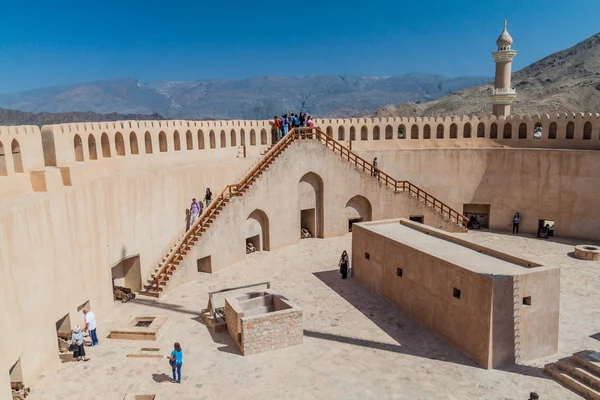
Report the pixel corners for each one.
[11,139,24,172]
[87,134,98,160]
[130,132,139,154]
[158,132,168,152]
[186,130,193,150]
[345,195,372,232]
[198,130,205,149]
[298,172,324,238]
[338,126,345,141]
[220,130,226,148]
[261,129,267,145]
[245,209,270,252]
[0,141,7,175]
[115,132,126,156]
[101,133,111,157]
[250,130,256,146]
[111,255,142,292]
[73,135,84,162]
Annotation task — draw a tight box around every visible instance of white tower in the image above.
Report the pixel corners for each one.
[488,21,517,116]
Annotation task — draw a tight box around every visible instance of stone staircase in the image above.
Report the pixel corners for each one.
[140,127,468,297]
[545,350,600,399]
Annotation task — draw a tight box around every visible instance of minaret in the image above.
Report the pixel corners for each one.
[488,20,517,116]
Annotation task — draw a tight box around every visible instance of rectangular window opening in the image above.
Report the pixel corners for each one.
[396,268,403,277]
[523,296,532,306]
[364,252,370,260]
[453,287,461,299]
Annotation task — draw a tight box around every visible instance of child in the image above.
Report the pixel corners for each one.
[168,342,183,383]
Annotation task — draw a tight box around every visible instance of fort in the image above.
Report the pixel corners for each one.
[1,23,600,400]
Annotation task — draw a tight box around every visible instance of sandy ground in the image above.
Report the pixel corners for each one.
[27,231,599,400]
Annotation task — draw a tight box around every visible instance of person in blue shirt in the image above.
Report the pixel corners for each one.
[168,342,183,383]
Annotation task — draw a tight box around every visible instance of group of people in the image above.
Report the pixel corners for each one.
[188,189,213,230]
[69,308,98,362]
[272,112,315,142]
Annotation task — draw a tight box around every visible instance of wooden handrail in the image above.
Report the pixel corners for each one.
[153,126,468,292]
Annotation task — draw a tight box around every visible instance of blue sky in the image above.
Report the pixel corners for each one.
[0,0,598,93]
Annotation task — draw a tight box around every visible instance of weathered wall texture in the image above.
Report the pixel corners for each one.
[240,308,303,356]
[356,147,600,240]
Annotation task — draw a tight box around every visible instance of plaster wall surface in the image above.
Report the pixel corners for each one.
[355,148,600,241]
[351,220,559,368]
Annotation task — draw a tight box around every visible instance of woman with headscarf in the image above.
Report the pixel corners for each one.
[71,326,89,361]
[339,250,349,279]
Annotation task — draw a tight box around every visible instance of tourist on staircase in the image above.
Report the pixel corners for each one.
[372,157,379,178]
[281,114,289,137]
[273,116,281,143]
[189,198,201,229]
[205,188,213,208]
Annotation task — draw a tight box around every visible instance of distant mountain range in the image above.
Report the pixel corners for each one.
[0,108,164,127]
[0,74,490,121]
[377,32,600,117]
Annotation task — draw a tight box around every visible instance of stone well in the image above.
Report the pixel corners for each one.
[574,245,600,261]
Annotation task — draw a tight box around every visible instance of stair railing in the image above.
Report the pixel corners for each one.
[153,126,468,292]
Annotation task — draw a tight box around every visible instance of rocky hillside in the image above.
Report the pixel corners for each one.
[0,108,165,127]
[0,74,489,120]
[376,33,600,117]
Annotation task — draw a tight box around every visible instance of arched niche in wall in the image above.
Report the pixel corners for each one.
[423,124,431,139]
[74,134,84,162]
[250,129,256,146]
[240,129,246,146]
[549,122,557,139]
[436,124,444,139]
[298,172,324,239]
[398,124,406,139]
[583,121,592,140]
[338,126,345,141]
[411,125,419,139]
[220,130,226,148]
[463,123,472,138]
[518,123,527,139]
[373,126,380,140]
[0,141,7,176]
[174,130,181,151]
[209,130,216,149]
[245,209,271,252]
[566,121,575,139]
[88,134,98,160]
[503,123,512,139]
[260,129,267,145]
[477,122,485,138]
[360,126,368,141]
[159,131,168,152]
[385,125,393,140]
[130,132,139,154]
[230,129,236,147]
[186,130,193,150]
[350,126,356,141]
[145,132,153,153]
[11,139,24,173]
[533,122,543,139]
[101,133,111,158]
[345,195,372,231]
[198,130,205,149]
[115,132,126,156]
[490,123,498,138]
[450,123,458,139]
[326,126,333,137]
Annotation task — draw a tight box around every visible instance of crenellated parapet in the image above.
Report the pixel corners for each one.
[0,125,45,176]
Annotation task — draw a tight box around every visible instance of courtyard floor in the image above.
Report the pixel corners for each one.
[28,230,600,400]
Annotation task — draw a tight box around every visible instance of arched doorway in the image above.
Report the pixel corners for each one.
[345,195,372,232]
[245,209,270,252]
[298,172,324,238]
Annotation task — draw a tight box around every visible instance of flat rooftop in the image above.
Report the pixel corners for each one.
[360,220,548,276]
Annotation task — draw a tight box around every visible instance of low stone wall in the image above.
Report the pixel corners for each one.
[240,308,303,356]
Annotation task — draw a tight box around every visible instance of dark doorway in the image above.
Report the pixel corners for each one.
[246,235,260,252]
[463,204,490,229]
[111,255,142,293]
[537,219,555,238]
[409,216,424,224]
[348,218,362,232]
[301,209,316,238]
[197,255,212,273]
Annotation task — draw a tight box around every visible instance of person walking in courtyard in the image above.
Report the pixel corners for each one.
[512,212,520,234]
[189,198,201,229]
[205,188,212,208]
[168,342,183,383]
[83,308,99,347]
[71,326,89,361]
[339,250,349,279]
[372,157,379,178]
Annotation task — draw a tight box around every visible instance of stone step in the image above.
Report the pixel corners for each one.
[558,359,600,392]
[574,351,600,377]
[545,363,600,400]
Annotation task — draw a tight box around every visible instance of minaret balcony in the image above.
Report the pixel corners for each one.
[488,88,517,104]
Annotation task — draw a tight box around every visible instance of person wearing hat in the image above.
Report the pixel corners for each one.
[71,326,89,362]
[528,393,539,400]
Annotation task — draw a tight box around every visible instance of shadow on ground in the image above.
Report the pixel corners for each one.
[152,373,172,383]
[312,269,547,379]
